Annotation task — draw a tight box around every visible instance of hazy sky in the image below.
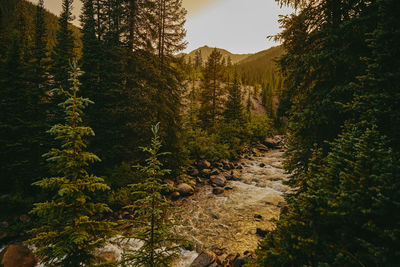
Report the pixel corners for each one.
[28,0,293,54]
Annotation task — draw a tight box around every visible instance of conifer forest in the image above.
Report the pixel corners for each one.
[0,0,399,266]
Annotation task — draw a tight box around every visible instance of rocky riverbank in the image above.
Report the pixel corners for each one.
[170,136,290,266]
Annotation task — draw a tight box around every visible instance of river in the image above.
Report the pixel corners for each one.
[174,149,289,266]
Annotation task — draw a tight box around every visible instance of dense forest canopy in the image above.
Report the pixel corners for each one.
[0,0,399,266]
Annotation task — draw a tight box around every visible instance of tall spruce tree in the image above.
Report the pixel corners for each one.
[0,32,28,197]
[224,70,243,122]
[28,63,114,267]
[52,0,76,106]
[199,48,225,129]
[123,123,182,266]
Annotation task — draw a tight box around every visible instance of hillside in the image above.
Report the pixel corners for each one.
[236,46,284,86]
[185,45,252,64]
[237,45,283,66]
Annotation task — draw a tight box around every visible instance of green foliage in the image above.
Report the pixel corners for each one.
[253,124,400,266]
[51,0,76,109]
[184,127,231,162]
[199,48,226,129]
[184,115,273,163]
[254,0,400,265]
[224,70,244,122]
[123,123,182,267]
[28,63,114,267]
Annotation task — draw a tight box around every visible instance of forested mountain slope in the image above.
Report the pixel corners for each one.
[0,0,81,57]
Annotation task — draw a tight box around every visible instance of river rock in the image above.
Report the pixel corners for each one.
[198,160,211,170]
[0,245,37,267]
[192,168,200,177]
[214,162,224,169]
[264,137,279,148]
[190,250,216,267]
[231,170,241,180]
[176,183,194,196]
[210,168,220,176]
[171,191,180,200]
[201,169,212,178]
[212,187,224,195]
[210,175,226,187]
[221,159,230,169]
[257,143,269,152]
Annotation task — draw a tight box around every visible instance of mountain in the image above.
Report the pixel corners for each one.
[237,46,283,70]
[236,46,284,86]
[185,45,252,64]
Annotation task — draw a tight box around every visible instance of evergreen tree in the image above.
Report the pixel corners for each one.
[28,63,114,267]
[224,70,243,122]
[52,0,76,99]
[123,123,182,266]
[199,48,225,129]
[253,0,400,265]
[261,82,274,119]
[246,88,253,122]
[0,32,29,196]
[194,49,202,69]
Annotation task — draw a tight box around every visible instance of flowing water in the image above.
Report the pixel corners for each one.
[174,149,289,265]
[32,149,288,266]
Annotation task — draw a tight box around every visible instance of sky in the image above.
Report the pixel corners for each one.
[28,0,293,54]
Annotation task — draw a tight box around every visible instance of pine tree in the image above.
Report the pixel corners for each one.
[194,49,202,69]
[199,48,225,129]
[123,123,182,266]
[261,82,274,119]
[0,32,28,196]
[253,0,400,265]
[224,70,243,122]
[28,63,114,267]
[52,0,76,100]
[246,88,253,122]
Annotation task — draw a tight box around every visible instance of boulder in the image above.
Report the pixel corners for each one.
[171,191,180,200]
[210,168,220,176]
[190,168,200,177]
[198,160,211,170]
[257,143,269,152]
[212,187,224,195]
[221,159,230,169]
[201,169,212,178]
[210,175,227,187]
[0,245,37,267]
[190,251,216,267]
[222,172,233,180]
[264,137,279,148]
[176,183,194,196]
[231,170,241,181]
[214,162,224,169]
